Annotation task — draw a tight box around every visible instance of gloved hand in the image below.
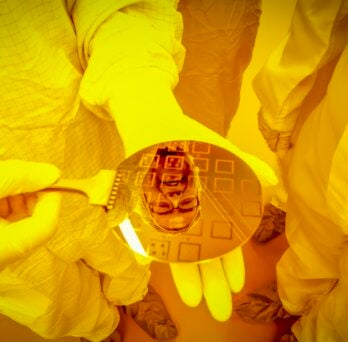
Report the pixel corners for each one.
[169,246,245,321]
[0,160,61,267]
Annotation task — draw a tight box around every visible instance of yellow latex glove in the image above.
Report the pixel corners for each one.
[170,246,245,321]
[0,160,61,267]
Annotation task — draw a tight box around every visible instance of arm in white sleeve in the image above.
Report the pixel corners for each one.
[326,127,348,339]
[65,0,279,182]
[80,228,151,306]
[327,125,348,235]
[253,0,348,140]
[66,0,185,127]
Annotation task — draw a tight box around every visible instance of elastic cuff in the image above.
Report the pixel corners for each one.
[258,110,293,152]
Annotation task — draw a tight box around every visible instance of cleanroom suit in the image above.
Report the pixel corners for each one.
[0,0,277,339]
[175,0,261,136]
[253,0,348,340]
[0,1,184,340]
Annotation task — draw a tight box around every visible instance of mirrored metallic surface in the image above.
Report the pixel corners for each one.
[113,140,263,263]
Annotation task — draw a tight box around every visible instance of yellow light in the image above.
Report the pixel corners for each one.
[118,218,148,257]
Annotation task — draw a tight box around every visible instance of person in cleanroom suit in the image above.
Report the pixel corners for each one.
[175,0,288,245]
[0,0,275,340]
[0,1,182,340]
[253,0,348,340]
[175,0,261,136]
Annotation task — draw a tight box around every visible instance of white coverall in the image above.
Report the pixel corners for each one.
[0,1,184,341]
[175,0,261,136]
[253,0,348,340]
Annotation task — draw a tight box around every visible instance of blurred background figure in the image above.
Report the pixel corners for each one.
[0,1,186,341]
[238,0,348,341]
[175,0,286,242]
[175,0,261,136]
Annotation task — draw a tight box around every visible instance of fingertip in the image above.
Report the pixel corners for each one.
[200,259,233,321]
[207,297,232,322]
[181,287,202,307]
[222,247,246,293]
[177,291,201,307]
[169,263,202,307]
[0,160,61,196]
[32,162,61,185]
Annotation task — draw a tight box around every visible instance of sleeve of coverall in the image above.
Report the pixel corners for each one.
[327,125,348,235]
[66,0,185,122]
[253,0,348,151]
[64,0,184,301]
[328,127,348,339]
[307,126,348,340]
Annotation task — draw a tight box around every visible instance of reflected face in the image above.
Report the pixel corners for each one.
[142,148,200,233]
[146,190,200,232]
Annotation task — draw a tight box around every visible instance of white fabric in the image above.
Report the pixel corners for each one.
[254,0,348,340]
[0,0,183,340]
[254,0,348,133]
